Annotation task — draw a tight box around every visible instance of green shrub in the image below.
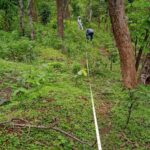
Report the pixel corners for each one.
[39,2,51,25]
[72,63,81,74]
[0,37,35,62]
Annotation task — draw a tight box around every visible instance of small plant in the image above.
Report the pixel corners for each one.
[17,70,47,89]
[108,50,118,71]
[51,62,63,70]
[74,68,87,86]
[72,63,81,74]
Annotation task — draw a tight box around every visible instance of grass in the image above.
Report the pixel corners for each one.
[0,51,96,149]
[0,21,149,149]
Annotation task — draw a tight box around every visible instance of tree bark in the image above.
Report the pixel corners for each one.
[19,0,24,36]
[140,53,150,85]
[87,0,93,22]
[98,16,100,29]
[63,0,70,19]
[30,0,38,22]
[135,29,149,71]
[28,0,35,40]
[109,0,137,89]
[56,0,64,39]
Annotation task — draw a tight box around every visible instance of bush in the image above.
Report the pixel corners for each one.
[0,37,35,62]
[72,63,81,74]
[39,2,51,25]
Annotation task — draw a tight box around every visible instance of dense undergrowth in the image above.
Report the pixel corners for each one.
[0,21,149,149]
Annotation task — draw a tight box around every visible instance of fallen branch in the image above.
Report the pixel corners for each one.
[121,132,138,146]
[0,120,92,147]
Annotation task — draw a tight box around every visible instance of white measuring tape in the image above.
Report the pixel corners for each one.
[86,52,102,150]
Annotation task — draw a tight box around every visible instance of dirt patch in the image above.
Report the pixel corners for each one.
[0,80,3,84]
[97,101,112,135]
[0,119,28,137]
[99,48,109,57]
[100,124,112,135]
[0,87,12,100]
[97,101,112,118]
[78,95,88,101]
[6,127,22,137]
[54,105,62,111]
[42,98,55,103]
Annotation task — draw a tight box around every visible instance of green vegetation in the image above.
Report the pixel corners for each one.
[0,0,149,149]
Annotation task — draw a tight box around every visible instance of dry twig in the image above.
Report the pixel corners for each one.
[0,119,92,147]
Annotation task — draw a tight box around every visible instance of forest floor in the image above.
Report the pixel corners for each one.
[0,23,149,149]
[0,47,149,150]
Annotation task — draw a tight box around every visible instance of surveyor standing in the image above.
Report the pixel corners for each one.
[77,16,83,30]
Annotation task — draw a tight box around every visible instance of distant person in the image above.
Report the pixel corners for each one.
[77,16,83,30]
[86,28,94,41]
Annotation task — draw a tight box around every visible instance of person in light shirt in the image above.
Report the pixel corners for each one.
[77,16,83,30]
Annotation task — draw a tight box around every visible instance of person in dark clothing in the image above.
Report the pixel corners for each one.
[86,29,94,41]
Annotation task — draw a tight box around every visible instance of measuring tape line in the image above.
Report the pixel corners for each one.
[86,52,102,150]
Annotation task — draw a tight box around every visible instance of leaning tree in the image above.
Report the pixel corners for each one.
[109,0,137,88]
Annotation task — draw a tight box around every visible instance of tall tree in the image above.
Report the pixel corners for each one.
[28,0,35,40]
[19,0,24,36]
[56,0,64,39]
[109,0,137,88]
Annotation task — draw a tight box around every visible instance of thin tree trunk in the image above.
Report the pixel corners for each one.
[134,36,138,57]
[28,0,35,40]
[135,47,143,71]
[88,0,93,22]
[56,0,64,39]
[109,0,137,89]
[140,53,150,85]
[125,90,135,128]
[30,0,38,22]
[63,0,70,19]
[135,29,149,71]
[89,9,93,22]
[98,16,100,29]
[19,0,24,36]
[104,7,109,32]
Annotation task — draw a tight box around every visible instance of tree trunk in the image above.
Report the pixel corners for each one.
[19,0,25,36]
[28,0,35,40]
[98,16,100,29]
[135,47,143,71]
[109,0,137,89]
[140,53,150,85]
[30,0,38,22]
[134,36,138,57]
[87,0,93,22]
[56,0,64,39]
[135,29,149,71]
[63,0,70,19]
